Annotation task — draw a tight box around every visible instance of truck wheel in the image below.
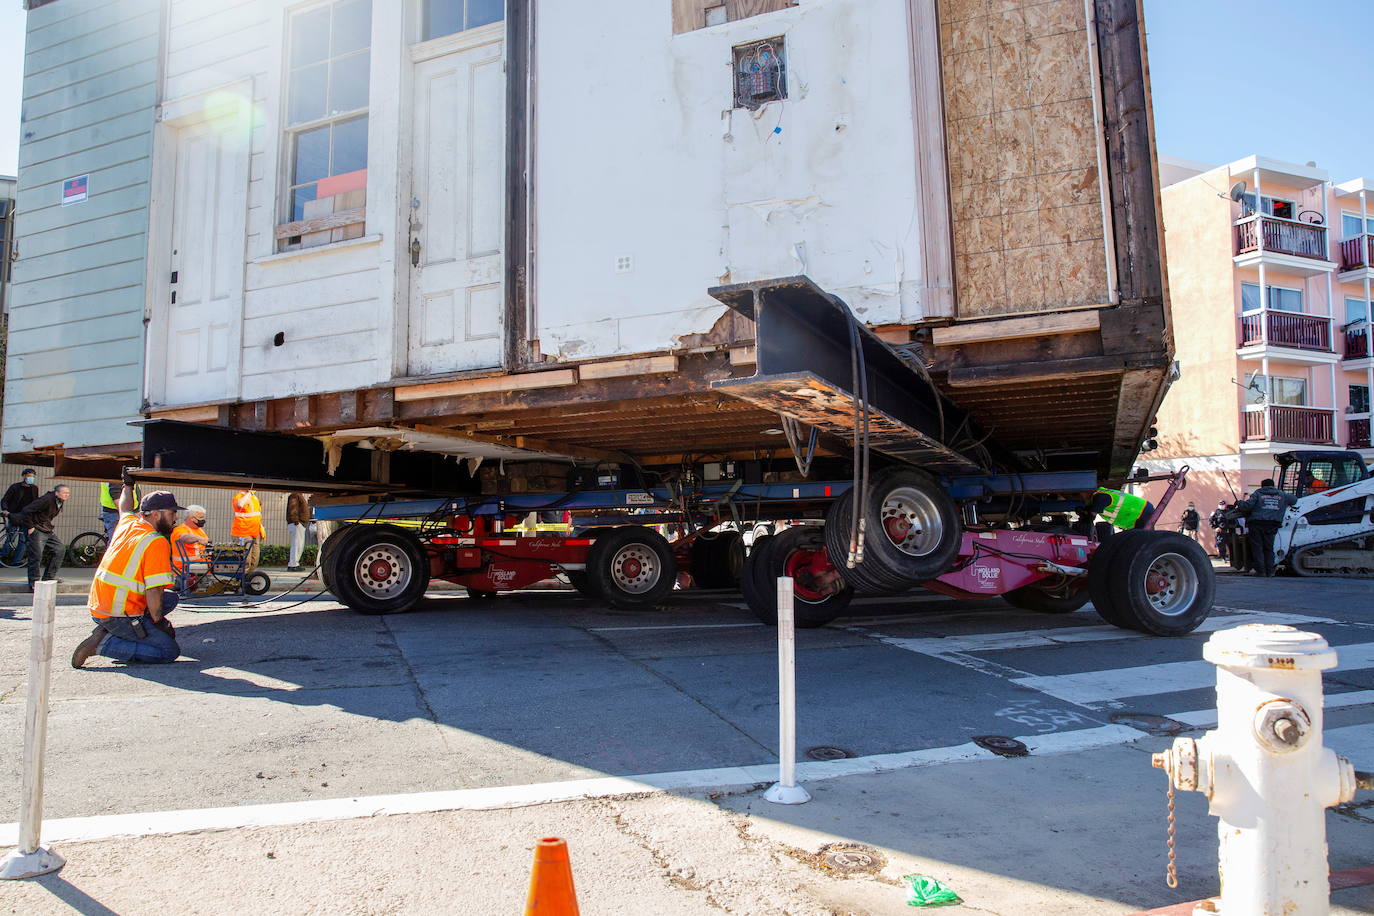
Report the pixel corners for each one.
[1003,581,1090,614]
[690,530,745,589]
[823,490,915,594]
[1106,532,1214,636]
[1086,530,1144,627]
[320,524,368,598]
[565,571,602,599]
[331,525,430,615]
[585,526,676,609]
[743,527,853,628]
[862,468,962,583]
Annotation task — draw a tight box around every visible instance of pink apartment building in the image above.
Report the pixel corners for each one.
[1138,155,1374,532]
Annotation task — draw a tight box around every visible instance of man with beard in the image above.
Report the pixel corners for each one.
[71,485,185,667]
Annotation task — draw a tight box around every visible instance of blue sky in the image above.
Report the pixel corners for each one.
[1,1,1371,180]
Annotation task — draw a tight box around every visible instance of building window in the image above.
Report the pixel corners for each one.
[1351,384,1371,414]
[733,38,787,109]
[1346,297,1370,327]
[1342,212,1374,240]
[1241,193,1296,220]
[422,0,503,41]
[1246,374,1307,406]
[1241,282,1303,314]
[280,0,372,250]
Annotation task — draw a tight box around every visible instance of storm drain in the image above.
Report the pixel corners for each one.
[806,745,856,761]
[819,843,886,874]
[972,735,1029,757]
[1110,713,1189,736]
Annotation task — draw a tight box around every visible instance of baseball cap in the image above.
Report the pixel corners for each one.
[139,491,185,512]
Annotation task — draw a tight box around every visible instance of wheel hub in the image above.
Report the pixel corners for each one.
[784,545,842,602]
[610,545,658,594]
[1142,552,1198,617]
[368,559,394,582]
[355,543,412,599]
[880,486,943,557]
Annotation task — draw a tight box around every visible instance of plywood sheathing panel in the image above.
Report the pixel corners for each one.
[672,0,795,34]
[940,0,1111,318]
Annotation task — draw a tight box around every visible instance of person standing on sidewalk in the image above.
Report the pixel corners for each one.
[100,480,140,539]
[12,484,69,592]
[1208,499,1230,561]
[2,468,39,524]
[1237,479,1297,577]
[286,491,310,572]
[71,486,184,667]
[231,488,265,572]
[1180,502,1202,547]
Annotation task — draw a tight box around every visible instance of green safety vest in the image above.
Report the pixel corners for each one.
[1096,487,1147,530]
[100,483,139,511]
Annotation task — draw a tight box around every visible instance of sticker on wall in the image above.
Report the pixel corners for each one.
[61,175,89,206]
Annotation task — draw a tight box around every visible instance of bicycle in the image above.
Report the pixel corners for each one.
[0,523,28,568]
[66,530,109,568]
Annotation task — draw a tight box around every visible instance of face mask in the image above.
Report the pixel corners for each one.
[188,517,203,528]
[23,476,34,484]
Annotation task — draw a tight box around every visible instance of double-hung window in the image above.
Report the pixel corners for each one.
[281,0,372,250]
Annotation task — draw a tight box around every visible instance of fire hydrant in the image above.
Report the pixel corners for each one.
[1153,624,1356,914]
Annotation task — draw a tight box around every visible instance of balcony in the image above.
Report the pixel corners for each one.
[1239,310,1332,351]
[1234,215,1335,277]
[1350,417,1372,450]
[1340,235,1374,272]
[1242,405,1335,445]
[1346,324,1370,360]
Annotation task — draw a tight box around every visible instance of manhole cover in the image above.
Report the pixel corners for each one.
[806,745,855,761]
[972,735,1029,757]
[819,843,885,873]
[1110,713,1188,736]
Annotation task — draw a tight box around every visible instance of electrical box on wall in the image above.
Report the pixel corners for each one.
[733,37,786,109]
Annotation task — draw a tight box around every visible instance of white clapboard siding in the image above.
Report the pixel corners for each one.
[4,0,161,454]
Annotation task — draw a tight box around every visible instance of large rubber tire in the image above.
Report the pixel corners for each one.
[1106,531,1215,636]
[690,530,745,589]
[743,526,853,628]
[823,491,912,594]
[1003,581,1091,614]
[67,532,108,568]
[860,467,963,583]
[1086,529,1144,627]
[565,571,602,599]
[584,526,676,609]
[331,524,430,615]
[244,571,271,597]
[320,524,366,598]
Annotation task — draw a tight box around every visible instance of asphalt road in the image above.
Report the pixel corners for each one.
[2,569,1373,821]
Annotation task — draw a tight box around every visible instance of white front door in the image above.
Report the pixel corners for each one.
[163,114,247,404]
[407,35,507,376]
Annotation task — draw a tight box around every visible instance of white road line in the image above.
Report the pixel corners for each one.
[857,610,1331,657]
[1015,642,1374,707]
[588,623,764,632]
[1168,689,1374,729]
[0,725,1150,847]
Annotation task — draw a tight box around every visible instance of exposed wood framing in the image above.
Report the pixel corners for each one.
[946,355,1125,389]
[578,356,679,381]
[931,310,1101,346]
[273,209,365,240]
[408,424,632,465]
[504,0,533,369]
[672,0,795,34]
[394,368,577,403]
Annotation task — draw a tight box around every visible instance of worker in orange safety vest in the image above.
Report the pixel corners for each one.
[232,488,265,572]
[71,485,185,667]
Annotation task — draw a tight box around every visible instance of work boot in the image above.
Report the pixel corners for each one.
[71,626,105,669]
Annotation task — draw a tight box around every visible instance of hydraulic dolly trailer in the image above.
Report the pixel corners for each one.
[311,465,1214,636]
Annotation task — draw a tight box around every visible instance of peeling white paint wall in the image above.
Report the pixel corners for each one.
[533,0,926,362]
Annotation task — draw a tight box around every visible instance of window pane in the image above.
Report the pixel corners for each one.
[1347,298,1368,325]
[1270,199,1294,220]
[1344,214,1364,240]
[332,116,369,175]
[1352,385,1371,413]
[288,62,329,125]
[333,0,372,55]
[1241,283,1260,312]
[291,7,331,68]
[468,0,504,29]
[1272,378,1306,406]
[423,0,464,40]
[293,126,330,186]
[291,184,318,222]
[1272,287,1302,313]
[1246,374,1266,405]
[330,50,370,113]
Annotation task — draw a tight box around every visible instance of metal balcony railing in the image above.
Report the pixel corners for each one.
[1239,310,1332,351]
[1243,406,1335,444]
[1346,324,1370,359]
[1235,215,1329,260]
[1340,235,1374,271]
[1350,417,1372,449]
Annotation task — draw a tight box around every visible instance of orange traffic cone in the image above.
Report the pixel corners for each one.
[525,837,580,915]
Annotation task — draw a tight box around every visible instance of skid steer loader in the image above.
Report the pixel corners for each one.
[1270,450,1374,577]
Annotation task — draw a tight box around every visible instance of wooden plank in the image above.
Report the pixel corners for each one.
[273,208,365,240]
[578,355,680,381]
[932,311,1102,347]
[728,346,757,366]
[672,0,707,34]
[946,355,1126,388]
[393,369,578,403]
[505,0,533,367]
[150,405,220,423]
[729,0,794,20]
[407,423,632,464]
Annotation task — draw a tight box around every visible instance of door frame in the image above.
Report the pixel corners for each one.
[395,1,534,380]
[144,81,253,409]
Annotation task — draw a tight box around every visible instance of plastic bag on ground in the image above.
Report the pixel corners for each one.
[902,874,961,907]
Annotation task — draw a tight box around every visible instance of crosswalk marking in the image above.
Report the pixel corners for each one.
[1168,690,1374,729]
[1013,642,1374,707]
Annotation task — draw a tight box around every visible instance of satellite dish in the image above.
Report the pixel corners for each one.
[1228,181,1247,202]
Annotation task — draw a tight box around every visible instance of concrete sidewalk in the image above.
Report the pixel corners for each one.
[0,567,323,597]
[3,742,1373,915]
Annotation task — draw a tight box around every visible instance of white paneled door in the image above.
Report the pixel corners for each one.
[163,114,247,404]
[407,35,506,376]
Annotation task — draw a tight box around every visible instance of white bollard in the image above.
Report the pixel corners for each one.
[1,580,65,880]
[764,576,811,805]
[1153,624,1354,914]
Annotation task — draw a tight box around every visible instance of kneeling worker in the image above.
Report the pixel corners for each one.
[71,485,186,667]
